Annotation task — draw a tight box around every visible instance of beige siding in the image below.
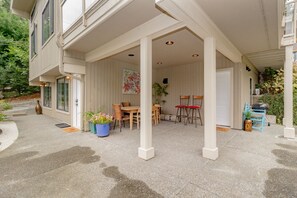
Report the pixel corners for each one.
[29,0,60,81]
[86,59,140,115]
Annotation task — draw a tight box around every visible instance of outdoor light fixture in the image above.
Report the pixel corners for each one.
[66,76,71,80]
[246,66,251,72]
[165,41,174,45]
[192,54,199,57]
[128,54,135,57]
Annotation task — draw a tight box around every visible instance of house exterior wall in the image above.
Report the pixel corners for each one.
[85,59,141,115]
[29,0,60,81]
[155,54,247,129]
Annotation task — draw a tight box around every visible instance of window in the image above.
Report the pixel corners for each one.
[42,0,54,45]
[57,77,69,112]
[30,4,36,21]
[31,24,37,58]
[62,0,82,31]
[43,84,52,108]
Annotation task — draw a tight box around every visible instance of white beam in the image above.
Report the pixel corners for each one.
[39,76,55,83]
[203,37,218,160]
[156,0,242,63]
[85,14,184,62]
[138,37,155,160]
[283,45,295,138]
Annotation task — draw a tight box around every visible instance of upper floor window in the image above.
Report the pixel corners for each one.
[62,0,82,31]
[31,24,37,58]
[42,0,54,45]
[30,4,36,22]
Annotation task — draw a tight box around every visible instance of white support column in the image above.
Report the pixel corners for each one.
[138,37,155,160]
[284,45,295,138]
[203,37,218,160]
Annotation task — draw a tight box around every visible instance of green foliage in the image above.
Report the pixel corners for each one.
[152,82,168,104]
[84,111,95,122]
[244,111,252,120]
[259,94,284,124]
[0,100,12,111]
[90,112,113,124]
[0,0,39,96]
[0,112,7,121]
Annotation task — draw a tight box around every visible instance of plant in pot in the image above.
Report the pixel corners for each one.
[85,111,96,134]
[244,111,252,132]
[91,112,113,137]
[255,83,261,95]
[152,82,168,104]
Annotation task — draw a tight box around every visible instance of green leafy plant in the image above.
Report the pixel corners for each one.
[244,111,252,120]
[152,82,168,104]
[90,112,113,125]
[0,100,12,111]
[84,111,95,122]
[0,112,7,121]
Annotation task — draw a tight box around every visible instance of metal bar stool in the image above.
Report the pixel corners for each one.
[187,95,203,127]
[175,95,190,124]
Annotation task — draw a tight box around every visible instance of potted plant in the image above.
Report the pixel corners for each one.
[91,112,113,137]
[244,111,252,132]
[85,111,96,134]
[152,82,168,104]
[255,83,261,95]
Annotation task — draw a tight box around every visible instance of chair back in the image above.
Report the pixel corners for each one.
[121,102,130,107]
[180,95,190,106]
[193,95,203,107]
[112,104,122,120]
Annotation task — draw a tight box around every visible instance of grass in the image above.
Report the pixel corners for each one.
[0,100,13,111]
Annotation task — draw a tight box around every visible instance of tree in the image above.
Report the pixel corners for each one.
[0,0,39,96]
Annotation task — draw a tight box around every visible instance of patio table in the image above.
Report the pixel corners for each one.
[121,106,140,130]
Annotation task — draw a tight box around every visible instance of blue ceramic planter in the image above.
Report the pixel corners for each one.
[89,122,96,134]
[96,123,110,137]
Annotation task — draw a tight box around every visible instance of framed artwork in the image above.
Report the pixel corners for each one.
[122,69,140,94]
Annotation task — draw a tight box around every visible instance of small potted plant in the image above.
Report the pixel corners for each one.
[91,112,113,137]
[85,111,96,134]
[152,82,168,104]
[255,84,261,95]
[244,111,252,132]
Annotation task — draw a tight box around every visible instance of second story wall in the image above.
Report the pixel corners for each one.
[29,0,60,81]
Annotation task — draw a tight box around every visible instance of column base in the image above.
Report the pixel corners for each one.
[202,147,218,160]
[284,127,295,139]
[138,147,155,160]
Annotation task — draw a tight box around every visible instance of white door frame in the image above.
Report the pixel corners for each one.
[72,76,81,129]
[216,68,234,128]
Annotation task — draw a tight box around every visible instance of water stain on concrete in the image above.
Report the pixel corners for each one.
[0,146,100,182]
[276,143,297,151]
[263,168,297,197]
[272,149,297,168]
[99,162,107,168]
[103,166,164,198]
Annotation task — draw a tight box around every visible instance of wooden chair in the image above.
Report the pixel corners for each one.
[112,104,129,132]
[121,102,130,116]
[175,95,190,124]
[187,95,203,127]
[132,106,158,129]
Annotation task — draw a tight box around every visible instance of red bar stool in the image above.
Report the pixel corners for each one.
[187,95,203,127]
[175,95,190,124]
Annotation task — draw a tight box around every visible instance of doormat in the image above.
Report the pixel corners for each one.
[216,126,230,132]
[63,127,80,133]
[55,123,71,128]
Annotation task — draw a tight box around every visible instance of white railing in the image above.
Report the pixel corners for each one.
[62,0,99,32]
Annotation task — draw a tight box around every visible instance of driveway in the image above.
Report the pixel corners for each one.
[0,109,297,197]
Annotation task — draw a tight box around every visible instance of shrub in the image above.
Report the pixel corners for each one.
[0,113,7,121]
[0,100,12,111]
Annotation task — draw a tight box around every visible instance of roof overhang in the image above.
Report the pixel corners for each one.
[10,0,36,19]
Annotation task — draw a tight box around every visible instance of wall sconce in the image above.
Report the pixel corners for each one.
[163,78,168,84]
[246,66,251,72]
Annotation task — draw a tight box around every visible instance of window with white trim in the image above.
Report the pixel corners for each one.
[43,84,52,108]
[31,24,37,58]
[42,0,54,45]
[57,77,69,112]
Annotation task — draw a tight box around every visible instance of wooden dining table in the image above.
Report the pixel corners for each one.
[121,106,140,130]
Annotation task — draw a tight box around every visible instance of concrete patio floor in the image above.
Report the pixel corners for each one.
[0,111,297,197]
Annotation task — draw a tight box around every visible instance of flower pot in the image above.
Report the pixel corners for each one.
[255,88,260,95]
[96,123,110,137]
[89,122,96,134]
[244,120,252,132]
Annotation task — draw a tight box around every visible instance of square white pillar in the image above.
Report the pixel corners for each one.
[138,37,155,160]
[283,45,295,139]
[203,37,218,160]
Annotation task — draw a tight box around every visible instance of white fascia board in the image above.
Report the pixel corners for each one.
[64,64,86,74]
[156,0,242,63]
[39,76,56,83]
[86,14,184,62]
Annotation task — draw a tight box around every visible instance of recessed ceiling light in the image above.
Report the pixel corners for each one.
[128,54,135,57]
[192,54,199,57]
[165,41,174,45]
[157,62,163,65]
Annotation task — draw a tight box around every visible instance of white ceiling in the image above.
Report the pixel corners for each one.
[69,0,284,71]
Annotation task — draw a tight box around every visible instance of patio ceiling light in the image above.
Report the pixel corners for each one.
[192,54,199,57]
[165,41,174,45]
